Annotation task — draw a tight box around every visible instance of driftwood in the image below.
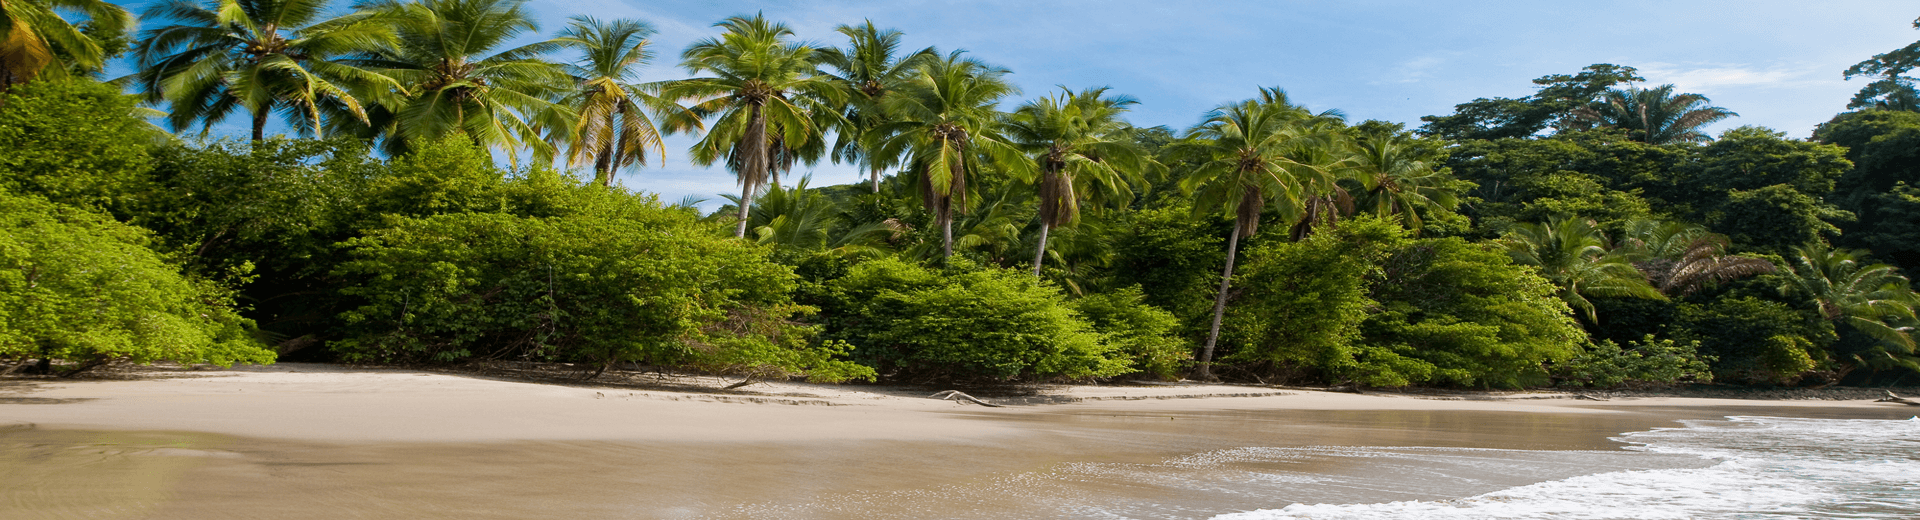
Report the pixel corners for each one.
[1574,394,1610,401]
[930,390,1003,407]
[1877,391,1920,406]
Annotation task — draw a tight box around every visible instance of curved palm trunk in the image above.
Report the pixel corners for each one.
[1196,218,1245,381]
[594,143,615,186]
[1032,223,1051,276]
[736,104,768,239]
[938,196,954,258]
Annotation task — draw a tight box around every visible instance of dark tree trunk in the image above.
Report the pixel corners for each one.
[1196,218,1245,381]
[251,108,269,142]
[736,104,767,239]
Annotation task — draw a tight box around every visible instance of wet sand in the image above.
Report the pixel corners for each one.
[3,364,1914,519]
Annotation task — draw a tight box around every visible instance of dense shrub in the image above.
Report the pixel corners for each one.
[1674,296,1832,385]
[1358,236,1586,388]
[1220,218,1398,378]
[1555,335,1715,388]
[0,193,273,373]
[333,208,872,382]
[1071,287,1191,380]
[817,258,1130,382]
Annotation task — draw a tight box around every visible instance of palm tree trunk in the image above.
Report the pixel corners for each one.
[939,197,954,258]
[870,164,882,193]
[1196,218,1244,381]
[1032,223,1051,277]
[737,104,768,239]
[594,143,615,186]
[251,108,269,142]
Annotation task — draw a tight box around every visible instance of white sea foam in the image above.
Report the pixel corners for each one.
[1214,416,1920,520]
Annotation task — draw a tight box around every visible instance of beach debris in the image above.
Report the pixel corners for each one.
[1574,394,1609,401]
[930,390,1003,407]
[1877,391,1919,406]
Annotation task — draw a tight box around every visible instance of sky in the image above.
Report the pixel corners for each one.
[116,0,1920,209]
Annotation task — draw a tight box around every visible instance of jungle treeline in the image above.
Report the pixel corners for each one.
[6,0,1920,389]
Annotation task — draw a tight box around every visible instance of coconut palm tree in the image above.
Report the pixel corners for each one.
[0,0,131,90]
[132,0,395,140]
[1501,215,1663,322]
[872,50,1025,257]
[666,13,844,238]
[546,16,696,186]
[1571,84,1737,144]
[338,0,570,162]
[1350,128,1460,235]
[814,20,935,192]
[1615,219,1774,297]
[1004,86,1147,276]
[1778,242,1919,353]
[1176,87,1339,380]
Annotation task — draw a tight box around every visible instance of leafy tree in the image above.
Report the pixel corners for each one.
[814,20,935,192]
[873,51,1024,256]
[547,16,693,186]
[133,0,398,141]
[0,0,131,90]
[1500,215,1663,321]
[339,0,570,161]
[1005,86,1147,275]
[1815,110,1920,270]
[1555,335,1713,388]
[0,192,274,375]
[668,14,844,238]
[815,257,1129,382]
[1707,185,1852,256]
[1570,85,1737,144]
[1176,87,1342,379]
[1417,64,1643,141]
[1360,235,1586,388]
[1441,134,1662,237]
[1843,16,1920,111]
[0,78,153,213]
[1103,202,1224,331]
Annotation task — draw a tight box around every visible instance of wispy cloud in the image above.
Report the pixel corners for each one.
[1636,62,1838,93]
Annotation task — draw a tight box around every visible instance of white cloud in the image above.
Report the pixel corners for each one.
[1636,62,1838,92]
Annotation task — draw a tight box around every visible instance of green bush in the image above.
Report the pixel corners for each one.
[0,193,273,373]
[333,208,871,382]
[1674,296,1832,384]
[1555,335,1715,388]
[1357,236,1586,388]
[0,79,155,214]
[1071,287,1191,380]
[818,258,1130,382]
[1221,217,1400,380]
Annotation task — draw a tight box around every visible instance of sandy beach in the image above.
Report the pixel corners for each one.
[3,364,1915,519]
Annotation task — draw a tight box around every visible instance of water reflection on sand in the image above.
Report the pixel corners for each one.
[2,407,1907,519]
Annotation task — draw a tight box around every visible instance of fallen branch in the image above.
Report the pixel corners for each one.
[1574,394,1609,401]
[930,390,1003,407]
[1877,391,1920,406]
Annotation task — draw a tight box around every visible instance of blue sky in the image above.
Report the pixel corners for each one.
[118,0,1920,207]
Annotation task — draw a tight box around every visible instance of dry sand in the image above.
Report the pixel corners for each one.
[3,363,1914,519]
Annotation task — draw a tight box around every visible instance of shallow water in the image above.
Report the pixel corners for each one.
[1,406,1910,519]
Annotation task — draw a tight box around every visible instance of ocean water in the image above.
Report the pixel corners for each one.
[1215,416,1920,520]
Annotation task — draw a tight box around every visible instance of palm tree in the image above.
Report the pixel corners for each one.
[1501,215,1663,322]
[0,0,131,90]
[872,50,1025,257]
[666,14,844,238]
[1571,84,1737,144]
[546,16,695,186]
[132,0,395,140]
[1779,242,1919,354]
[814,20,935,192]
[1350,128,1460,234]
[339,0,570,162]
[1615,219,1774,297]
[1005,86,1147,276]
[1176,87,1338,380]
